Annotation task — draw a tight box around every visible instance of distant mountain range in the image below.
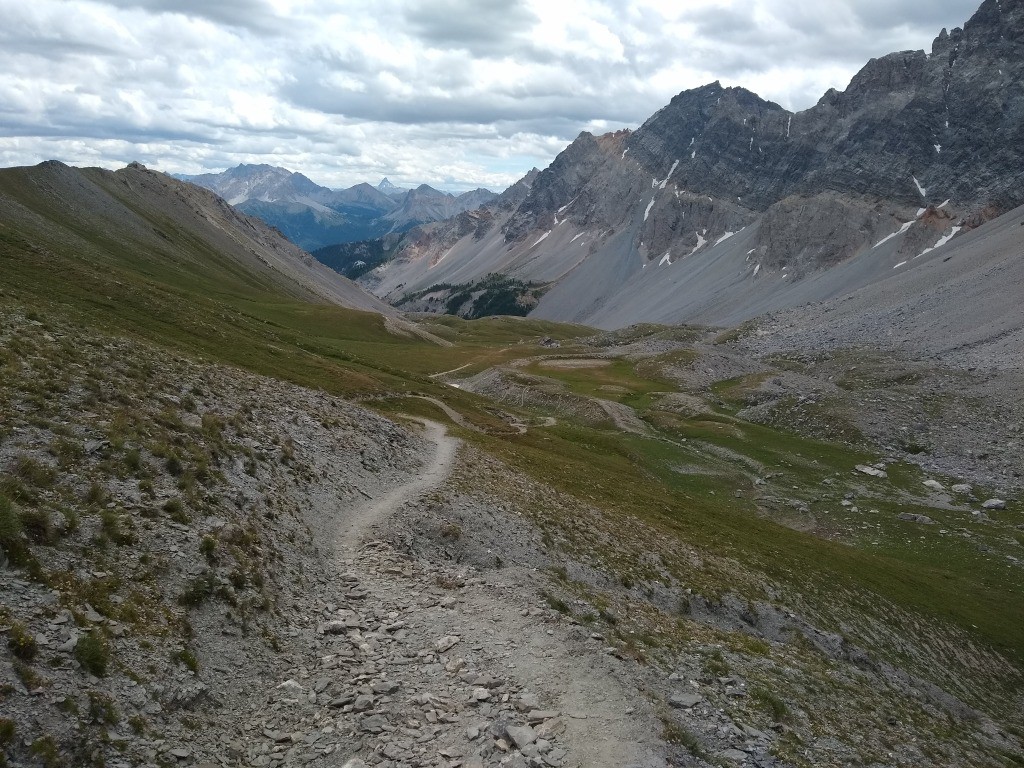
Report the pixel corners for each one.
[176,165,497,252]
[355,0,1024,328]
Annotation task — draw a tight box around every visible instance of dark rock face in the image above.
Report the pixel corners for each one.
[357,0,1023,329]
[498,0,1023,272]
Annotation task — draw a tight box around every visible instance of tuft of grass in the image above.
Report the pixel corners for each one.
[751,686,791,723]
[661,717,706,757]
[13,659,44,690]
[29,736,61,768]
[49,437,84,468]
[165,454,184,477]
[86,690,119,725]
[162,497,189,523]
[19,508,57,545]
[172,647,199,673]
[127,714,146,735]
[540,589,571,615]
[7,620,37,661]
[13,456,56,488]
[124,447,143,473]
[704,649,730,677]
[99,508,133,545]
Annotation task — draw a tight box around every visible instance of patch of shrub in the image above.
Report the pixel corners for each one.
[163,497,189,524]
[0,717,15,745]
[84,481,107,506]
[199,534,217,562]
[0,496,30,566]
[165,454,184,477]
[75,631,110,677]
[124,448,143,473]
[177,571,215,607]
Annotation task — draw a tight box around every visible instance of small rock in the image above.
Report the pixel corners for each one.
[923,479,944,491]
[669,692,704,709]
[527,710,560,723]
[897,512,935,525]
[719,748,749,763]
[982,499,1007,510]
[436,635,461,653]
[855,465,887,478]
[505,725,538,750]
[951,483,974,495]
[517,693,540,711]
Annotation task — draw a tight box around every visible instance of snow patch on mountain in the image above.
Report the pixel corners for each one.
[873,220,914,248]
[917,227,962,258]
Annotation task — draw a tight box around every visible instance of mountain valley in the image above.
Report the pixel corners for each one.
[179,166,497,254]
[1,1,1023,767]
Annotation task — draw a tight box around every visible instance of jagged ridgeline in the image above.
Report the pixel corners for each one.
[358,0,1024,329]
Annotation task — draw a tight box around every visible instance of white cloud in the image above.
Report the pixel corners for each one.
[0,0,982,191]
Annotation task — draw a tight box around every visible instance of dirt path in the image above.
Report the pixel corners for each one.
[323,416,667,768]
[429,362,473,378]
[410,395,486,433]
[335,417,459,554]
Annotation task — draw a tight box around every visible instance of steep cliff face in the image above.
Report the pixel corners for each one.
[360,0,1024,328]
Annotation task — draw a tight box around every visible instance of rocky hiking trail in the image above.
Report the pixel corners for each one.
[249,416,666,768]
[335,419,458,555]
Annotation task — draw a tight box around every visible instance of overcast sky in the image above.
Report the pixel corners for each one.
[0,0,982,192]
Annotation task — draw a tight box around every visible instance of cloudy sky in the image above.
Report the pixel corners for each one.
[0,0,981,192]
